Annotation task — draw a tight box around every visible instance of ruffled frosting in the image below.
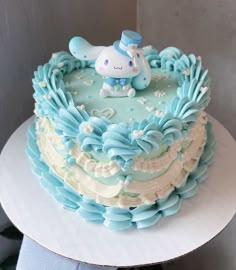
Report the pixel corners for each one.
[145,46,210,107]
[32,52,92,122]
[55,106,89,137]
[70,144,121,178]
[32,46,210,170]
[78,117,111,152]
[103,123,140,170]
[26,120,215,231]
[101,115,183,170]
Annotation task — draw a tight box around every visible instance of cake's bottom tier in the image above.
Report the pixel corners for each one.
[26,119,215,230]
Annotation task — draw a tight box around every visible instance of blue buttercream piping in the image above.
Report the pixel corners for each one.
[26,121,215,231]
[78,117,111,152]
[32,47,210,170]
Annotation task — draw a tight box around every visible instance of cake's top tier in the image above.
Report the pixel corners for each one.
[64,67,178,123]
[32,30,210,170]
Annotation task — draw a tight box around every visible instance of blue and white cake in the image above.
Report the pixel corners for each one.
[27,30,215,230]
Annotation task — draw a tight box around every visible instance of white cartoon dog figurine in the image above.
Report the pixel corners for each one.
[69,30,151,98]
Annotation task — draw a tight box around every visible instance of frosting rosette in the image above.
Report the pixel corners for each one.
[131,119,164,151]
[78,117,110,152]
[102,123,140,169]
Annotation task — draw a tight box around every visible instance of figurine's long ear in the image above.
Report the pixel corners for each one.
[69,37,105,61]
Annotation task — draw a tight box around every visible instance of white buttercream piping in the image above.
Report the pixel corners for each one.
[38,118,121,178]
[133,141,181,172]
[36,112,207,208]
[70,145,120,177]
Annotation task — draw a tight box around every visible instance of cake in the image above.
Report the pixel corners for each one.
[26,30,215,230]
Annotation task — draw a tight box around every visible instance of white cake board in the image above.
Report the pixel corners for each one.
[0,116,236,267]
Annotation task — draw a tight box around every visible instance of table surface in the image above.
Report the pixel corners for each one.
[0,116,236,267]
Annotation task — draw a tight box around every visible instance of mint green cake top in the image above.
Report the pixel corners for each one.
[64,68,178,123]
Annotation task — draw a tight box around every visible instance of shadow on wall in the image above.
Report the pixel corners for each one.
[138,0,236,138]
[0,0,137,151]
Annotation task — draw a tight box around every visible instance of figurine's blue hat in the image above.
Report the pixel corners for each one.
[113,30,142,57]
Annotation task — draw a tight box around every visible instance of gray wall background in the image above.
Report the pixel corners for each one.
[137,1,236,269]
[138,0,236,138]
[1,0,236,269]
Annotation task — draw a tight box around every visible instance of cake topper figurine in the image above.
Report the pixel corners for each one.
[69,30,151,98]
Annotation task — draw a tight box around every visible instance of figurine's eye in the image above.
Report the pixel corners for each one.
[104,59,109,65]
[128,61,133,67]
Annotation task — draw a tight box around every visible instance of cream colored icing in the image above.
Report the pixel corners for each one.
[133,142,181,173]
[70,145,120,177]
[36,112,207,208]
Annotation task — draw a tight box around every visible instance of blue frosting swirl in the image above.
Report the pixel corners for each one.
[78,117,111,152]
[130,119,164,152]
[159,47,183,72]
[102,123,140,169]
[33,52,91,121]
[26,120,215,231]
[55,105,89,137]
[143,46,161,68]
[32,47,210,170]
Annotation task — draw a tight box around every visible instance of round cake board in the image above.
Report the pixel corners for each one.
[0,116,236,267]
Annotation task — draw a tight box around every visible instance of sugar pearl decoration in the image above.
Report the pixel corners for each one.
[43,94,51,100]
[155,110,164,117]
[200,86,208,94]
[39,81,47,88]
[83,124,94,134]
[154,90,166,97]
[132,130,144,138]
[146,106,155,112]
[183,69,191,76]
[77,104,85,110]
[53,68,60,73]
[58,62,64,68]
[137,97,147,104]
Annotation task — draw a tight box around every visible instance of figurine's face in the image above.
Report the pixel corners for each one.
[95,46,140,78]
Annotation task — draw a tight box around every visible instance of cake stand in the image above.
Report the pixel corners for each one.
[0,116,236,267]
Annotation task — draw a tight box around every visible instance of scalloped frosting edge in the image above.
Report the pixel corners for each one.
[26,120,215,231]
[35,112,207,207]
[32,48,210,171]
